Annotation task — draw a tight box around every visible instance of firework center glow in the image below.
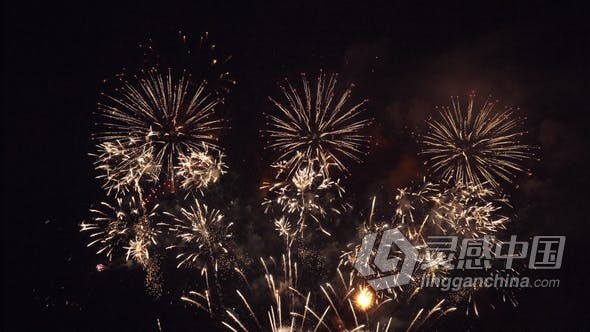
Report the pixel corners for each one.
[354,286,375,311]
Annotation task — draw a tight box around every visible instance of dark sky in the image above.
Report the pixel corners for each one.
[3,1,590,331]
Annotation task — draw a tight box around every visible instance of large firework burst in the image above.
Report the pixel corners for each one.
[95,67,226,195]
[264,72,372,176]
[417,93,534,188]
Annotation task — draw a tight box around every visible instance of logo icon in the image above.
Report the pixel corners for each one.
[354,228,419,291]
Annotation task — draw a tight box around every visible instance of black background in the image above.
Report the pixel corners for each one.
[3,1,589,330]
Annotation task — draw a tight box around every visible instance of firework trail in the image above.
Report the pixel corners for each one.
[340,198,424,303]
[183,248,320,331]
[200,193,454,331]
[313,263,395,331]
[405,300,457,332]
[316,262,457,332]
[264,72,372,177]
[417,93,535,189]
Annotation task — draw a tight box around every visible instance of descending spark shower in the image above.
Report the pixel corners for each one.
[80,34,535,331]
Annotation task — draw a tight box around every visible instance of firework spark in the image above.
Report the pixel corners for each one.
[140,31,236,94]
[417,93,534,188]
[264,72,372,176]
[334,254,455,331]
[95,67,226,195]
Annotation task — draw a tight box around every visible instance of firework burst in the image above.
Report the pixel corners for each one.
[262,157,346,237]
[176,144,227,194]
[93,140,160,195]
[95,67,227,195]
[125,216,161,266]
[429,182,510,238]
[264,72,372,176]
[80,195,159,262]
[166,199,234,269]
[81,195,166,297]
[390,179,511,241]
[417,93,534,189]
[404,182,520,317]
[79,29,541,329]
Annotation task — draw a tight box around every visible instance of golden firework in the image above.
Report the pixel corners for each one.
[418,93,534,189]
[265,72,372,176]
[95,67,226,195]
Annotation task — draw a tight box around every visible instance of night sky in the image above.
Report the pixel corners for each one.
[3,1,590,331]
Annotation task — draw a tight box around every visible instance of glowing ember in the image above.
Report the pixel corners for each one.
[354,286,375,311]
